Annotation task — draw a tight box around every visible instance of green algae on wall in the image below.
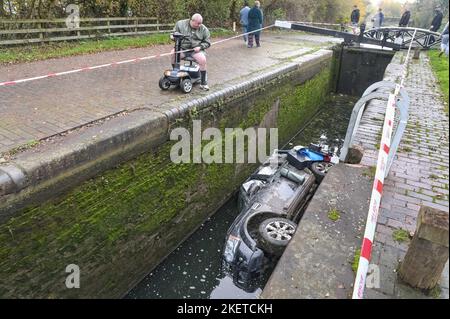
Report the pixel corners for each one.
[0,63,332,298]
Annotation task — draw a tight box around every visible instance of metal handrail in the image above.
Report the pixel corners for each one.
[364,27,442,49]
[340,80,409,177]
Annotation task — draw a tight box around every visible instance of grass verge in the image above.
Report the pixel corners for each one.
[0,28,234,65]
[428,50,449,115]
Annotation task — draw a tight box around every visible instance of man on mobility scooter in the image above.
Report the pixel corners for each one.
[160,13,211,93]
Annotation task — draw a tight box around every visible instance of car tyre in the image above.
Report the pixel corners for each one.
[258,217,297,256]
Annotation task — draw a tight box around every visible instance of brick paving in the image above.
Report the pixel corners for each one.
[354,51,449,299]
[0,33,333,154]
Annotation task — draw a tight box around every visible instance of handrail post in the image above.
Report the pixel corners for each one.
[77,18,81,37]
[340,80,409,179]
[339,92,389,162]
[38,22,43,45]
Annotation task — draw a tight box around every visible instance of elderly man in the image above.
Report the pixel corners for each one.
[247,1,263,48]
[171,13,211,90]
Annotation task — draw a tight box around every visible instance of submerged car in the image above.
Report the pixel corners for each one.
[222,144,337,291]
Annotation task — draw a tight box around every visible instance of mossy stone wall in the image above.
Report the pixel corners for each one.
[0,59,332,298]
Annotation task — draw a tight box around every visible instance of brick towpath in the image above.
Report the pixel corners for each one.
[0,33,337,154]
[354,51,449,299]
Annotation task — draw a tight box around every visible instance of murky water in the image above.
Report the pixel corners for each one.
[286,94,357,152]
[125,95,356,299]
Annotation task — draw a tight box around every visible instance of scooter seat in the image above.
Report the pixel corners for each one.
[183,56,197,62]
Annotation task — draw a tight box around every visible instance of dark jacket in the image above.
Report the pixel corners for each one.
[248,6,263,34]
[399,10,411,27]
[351,9,360,23]
[431,10,443,31]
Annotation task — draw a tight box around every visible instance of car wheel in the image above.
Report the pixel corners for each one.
[180,78,193,93]
[159,76,171,90]
[258,217,297,256]
[310,161,334,183]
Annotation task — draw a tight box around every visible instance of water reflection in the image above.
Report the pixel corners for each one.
[125,198,259,299]
[210,276,262,299]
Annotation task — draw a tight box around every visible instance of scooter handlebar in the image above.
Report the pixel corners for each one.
[171,32,192,40]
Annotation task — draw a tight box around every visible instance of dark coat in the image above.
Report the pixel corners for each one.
[399,10,411,27]
[248,6,263,34]
[431,10,443,31]
[351,9,360,23]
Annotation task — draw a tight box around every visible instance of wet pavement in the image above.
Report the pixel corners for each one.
[0,33,337,154]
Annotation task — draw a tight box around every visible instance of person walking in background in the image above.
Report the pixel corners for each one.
[371,7,384,40]
[372,8,384,29]
[399,7,411,27]
[429,6,443,45]
[247,1,263,48]
[240,1,251,44]
[439,21,449,57]
[430,6,443,32]
[350,5,360,34]
[396,6,411,39]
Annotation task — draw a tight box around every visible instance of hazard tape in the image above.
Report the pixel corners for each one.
[352,29,417,299]
[0,53,168,87]
[352,92,396,299]
[0,25,275,87]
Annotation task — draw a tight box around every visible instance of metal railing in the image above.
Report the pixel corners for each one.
[286,21,344,31]
[340,80,410,177]
[0,17,174,46]
[364,27,442,49]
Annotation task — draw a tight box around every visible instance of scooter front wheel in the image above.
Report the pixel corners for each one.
[180,78,193,93]
[159,76,171,90]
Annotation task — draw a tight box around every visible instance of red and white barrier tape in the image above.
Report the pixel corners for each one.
[0,25,275,87]
[400,29,417,88]
[0,52,174,87]
[352,29,417,299]
[352,92,396,299]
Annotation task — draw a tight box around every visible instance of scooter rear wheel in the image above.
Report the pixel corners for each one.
[310,161,334,183]
[159,76,171,90]
[180,78,193,93]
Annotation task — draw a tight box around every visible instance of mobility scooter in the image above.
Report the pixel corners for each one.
[159,32,202,93]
